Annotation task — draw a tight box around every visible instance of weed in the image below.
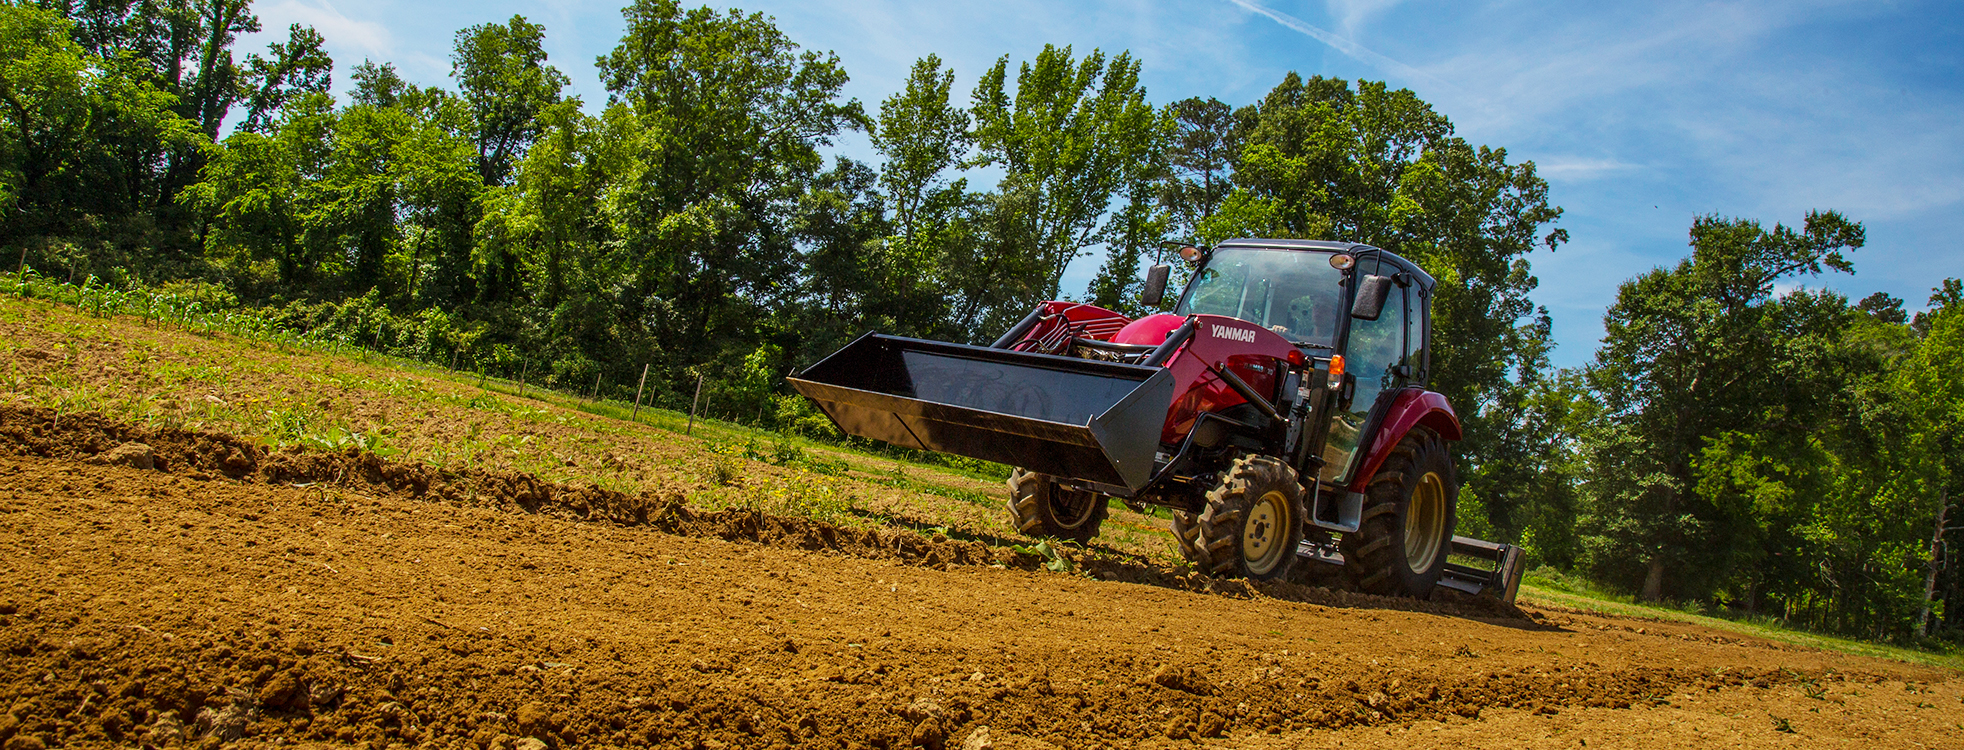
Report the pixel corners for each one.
[708,456,745,487]
[466,393,509,412]
[1012,539,1076,573]
[306,427,399,457]
[1770,715,1794,734]
[766,473,855,525]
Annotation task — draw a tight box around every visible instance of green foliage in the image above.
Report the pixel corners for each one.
[451,16,568,187]
[0,3,205,268]
[239,24,332,134]
[1521,209,1962,644]
[1012,538,1077,573]
[970,45,1163,299]
[1160,96,1253,239]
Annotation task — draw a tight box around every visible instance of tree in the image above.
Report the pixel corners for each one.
[1899,280,1964,636]
[0,3,200,269]
[596,0,865,388]
[871,54,967,248]
[451,16,569,187]
[969,45,1160,298]
[391,87,482,307]
[1582,211,1865,602]
[1085,168,1170,316]
[1159,96,1251,239]
[238,24,331,133]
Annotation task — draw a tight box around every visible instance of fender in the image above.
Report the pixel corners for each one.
[1343,388,1462,491]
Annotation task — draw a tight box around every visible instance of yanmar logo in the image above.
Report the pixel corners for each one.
[1209,324,1257,343]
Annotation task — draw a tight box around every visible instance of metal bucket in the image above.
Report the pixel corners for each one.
[787,333,1174,492]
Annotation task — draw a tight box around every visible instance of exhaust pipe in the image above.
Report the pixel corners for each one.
[788,333,1175,492]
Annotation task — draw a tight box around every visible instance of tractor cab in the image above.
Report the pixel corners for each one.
[1165,239,1436,487]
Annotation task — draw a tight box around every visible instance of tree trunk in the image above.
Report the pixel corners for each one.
[1918,494,1950,638]
[1642,556,1665,602]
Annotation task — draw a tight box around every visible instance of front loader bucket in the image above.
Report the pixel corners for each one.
[787,333,1174,492]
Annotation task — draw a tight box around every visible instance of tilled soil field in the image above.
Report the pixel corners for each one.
[1,406,1958,749]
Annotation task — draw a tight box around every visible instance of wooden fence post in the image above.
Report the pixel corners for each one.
[687,373,704,435]
[632,363,650,422]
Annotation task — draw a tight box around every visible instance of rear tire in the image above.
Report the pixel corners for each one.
[1006,469,1107,544]
[1173,455,1304,580]
[1341,428,1457,599]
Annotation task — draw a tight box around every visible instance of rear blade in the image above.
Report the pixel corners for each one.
[1439,536,1526,603]
[787,333,1174,492]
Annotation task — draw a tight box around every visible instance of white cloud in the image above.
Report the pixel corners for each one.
[1324,0,1406,38]
[1217,0,1440,87]
[254,0,394,60]
[1535,157,1644,182]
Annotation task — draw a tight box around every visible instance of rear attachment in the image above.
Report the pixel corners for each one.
[1439,536,1526,603]
[1295,535,1526,603]
[787,333,1175,492]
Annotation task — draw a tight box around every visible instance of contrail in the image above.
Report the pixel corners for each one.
[1220,0,1440,86]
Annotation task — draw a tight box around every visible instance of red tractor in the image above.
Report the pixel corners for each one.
[789,239,1522,600]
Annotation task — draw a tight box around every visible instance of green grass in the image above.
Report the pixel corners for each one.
[1516,571,1963,672]
[0,271,1010,533]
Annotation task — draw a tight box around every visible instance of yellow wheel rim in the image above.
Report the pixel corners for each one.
[1405,471,1448,572]
[1243,489,1291,575]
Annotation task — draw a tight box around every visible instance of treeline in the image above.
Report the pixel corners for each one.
[0,1,1956,643]
[1486,216,1962,643]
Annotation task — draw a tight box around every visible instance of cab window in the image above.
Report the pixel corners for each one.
[1179,248,1346,348]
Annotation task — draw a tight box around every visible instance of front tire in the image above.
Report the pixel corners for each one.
[1173,455,1304,579]
[1341,428,1457,598]
[1006,469,1107,544]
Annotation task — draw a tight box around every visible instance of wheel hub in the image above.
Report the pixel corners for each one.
[1243,489,1291,574]
[1404,471,1448,572]
[1052,486,1099,528]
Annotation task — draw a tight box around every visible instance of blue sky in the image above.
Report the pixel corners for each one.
[238,0,1964,368]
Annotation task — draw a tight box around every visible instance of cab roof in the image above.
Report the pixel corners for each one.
[1212,238,1437,292]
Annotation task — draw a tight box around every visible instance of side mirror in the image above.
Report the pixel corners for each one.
[1142,264,1171,307]
[1351,274,1393,321]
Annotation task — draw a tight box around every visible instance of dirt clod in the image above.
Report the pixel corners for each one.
[1162,717,1191,739]
[256,669,301,709]
[961,725,993,750]
[88,441,154,470]
[1145,664,1214,695]
[1198,710,1227,737]
[912,717,946,749]
[515,701,554,738]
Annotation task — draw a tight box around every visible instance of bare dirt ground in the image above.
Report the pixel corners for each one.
[1,300,1960,749]
[0,406,1958,750]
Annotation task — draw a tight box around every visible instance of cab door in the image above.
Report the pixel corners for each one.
[1317,281,1410,485]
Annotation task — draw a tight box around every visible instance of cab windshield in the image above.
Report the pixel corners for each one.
[1175,248,1345,348]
